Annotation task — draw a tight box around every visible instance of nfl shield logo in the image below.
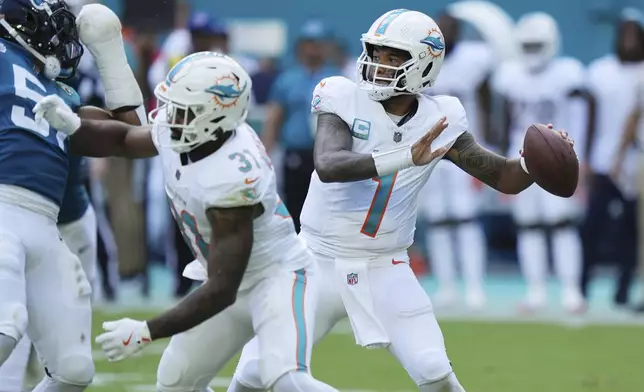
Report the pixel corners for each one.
[393,131,402,143]
[346,273,358,286]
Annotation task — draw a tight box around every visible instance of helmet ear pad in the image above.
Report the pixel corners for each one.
[0,0,84,79]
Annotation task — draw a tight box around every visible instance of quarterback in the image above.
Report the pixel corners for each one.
[0,1,144,391]
[229,9,574,392]
[34,51,341,392]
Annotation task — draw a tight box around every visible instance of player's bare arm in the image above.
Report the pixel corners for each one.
[444,131,533,194]
[69,119,156,158]
[145,205,256,340]
[314,113,379,182]
[315,112,449,182]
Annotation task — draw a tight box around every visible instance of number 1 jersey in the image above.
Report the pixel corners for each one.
[301,76,467,259]
[152,121,312,290]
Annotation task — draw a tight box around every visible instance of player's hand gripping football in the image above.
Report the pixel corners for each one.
[410,116,450,166]
[33,95,81,136]
[95,318,152,362]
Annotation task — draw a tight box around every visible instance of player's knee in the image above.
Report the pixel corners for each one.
[156,347,196,392]
[272,371,338,392]
[233,357,264,390]
[54,354,94,386]
[410,349,453,386]
[419,372,465,392]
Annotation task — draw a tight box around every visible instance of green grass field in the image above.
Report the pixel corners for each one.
[89,310,644,392]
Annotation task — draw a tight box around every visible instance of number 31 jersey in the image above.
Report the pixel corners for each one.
[0,40,81,209]
[300,76,467,259]
[152,121,312,289]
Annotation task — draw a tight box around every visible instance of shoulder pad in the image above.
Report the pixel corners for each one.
[563,58,585,90]
[198,149,271,209]
[311,76,356,115]
[425,95,468,150]
[490,61,521,95]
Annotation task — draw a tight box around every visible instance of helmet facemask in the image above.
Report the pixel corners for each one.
[357,43,418,101]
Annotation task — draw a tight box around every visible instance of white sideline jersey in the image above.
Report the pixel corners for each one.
[426,41,492,140]
[300,76,467,259]
[151,122,311,289]
[492,57,585,155]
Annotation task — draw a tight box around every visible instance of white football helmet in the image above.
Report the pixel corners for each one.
[149,51,251,153]
[515,12,560,71]
[357,9,446,101]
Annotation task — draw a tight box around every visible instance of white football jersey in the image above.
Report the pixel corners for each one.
[492,57,585,155]
[151,122,312,289]
[426,41,492,140]
[300,76,467,259]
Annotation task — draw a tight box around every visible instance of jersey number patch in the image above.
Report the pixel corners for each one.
[360,172,398,238]
[169,200,209,259]
[11,64,66,150]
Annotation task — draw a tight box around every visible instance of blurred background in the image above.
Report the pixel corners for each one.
[66,0,644,390]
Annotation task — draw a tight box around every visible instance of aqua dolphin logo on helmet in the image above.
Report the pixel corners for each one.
[205,75,248,109]
[420,28,445,58]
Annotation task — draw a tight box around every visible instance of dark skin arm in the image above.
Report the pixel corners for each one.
[444,131,533,195]
[146,205,256,340]
[314,113,379,182]
[69,118,157,158]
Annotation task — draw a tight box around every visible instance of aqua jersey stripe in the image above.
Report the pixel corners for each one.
[361,173,397,237]
[375,9,409,36]
[292,269,308,371]
[165,52,218,85]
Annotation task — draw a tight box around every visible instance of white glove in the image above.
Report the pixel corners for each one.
[76,4,143,110]
[33,95,81,136]
[95,318,152,362]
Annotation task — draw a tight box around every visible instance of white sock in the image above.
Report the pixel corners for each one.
[456,222,486,295]
[517,229,548,303]
[552,227,583,297]
[426,227,456,294]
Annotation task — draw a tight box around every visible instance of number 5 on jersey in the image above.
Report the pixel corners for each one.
[360,173,397,238]
[12,64,66,150]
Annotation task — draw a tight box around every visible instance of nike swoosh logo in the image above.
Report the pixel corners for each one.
[244,177,259,185]
[392,259,406,265]
[122,332,133,346]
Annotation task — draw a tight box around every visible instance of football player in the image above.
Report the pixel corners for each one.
[227,9,574,392]
[0,1,144,391]
[419,11,493,309]
[491,12,588,313]
[34,52,341,392]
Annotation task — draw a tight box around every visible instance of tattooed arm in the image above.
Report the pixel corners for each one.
[444,132,533,194]
[314,113,379,182]
[145,205,255,340]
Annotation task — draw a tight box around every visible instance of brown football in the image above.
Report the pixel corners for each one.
[522,123,579,198]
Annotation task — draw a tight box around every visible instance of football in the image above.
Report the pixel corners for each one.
[522,123,579,198]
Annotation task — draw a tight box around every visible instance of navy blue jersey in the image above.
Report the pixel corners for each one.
[57,52,98,224]
[56,79,88,224]
[0,39,82,206]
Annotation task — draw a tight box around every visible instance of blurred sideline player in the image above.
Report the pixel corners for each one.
[228,9,574,392]
[0,1,145,391]
[419,11,492,309]
[36,52,341,392]
[491,12,588,313]
[582,10,644,308]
